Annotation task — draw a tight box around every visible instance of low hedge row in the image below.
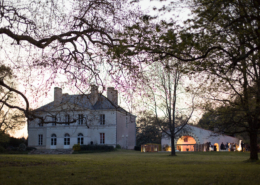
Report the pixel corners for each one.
[80,144,114,151]
[72,144,114,151]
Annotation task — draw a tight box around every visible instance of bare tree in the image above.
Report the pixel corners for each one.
[0,65,26,134]
[0,0,142,125]
[140,59,195,156]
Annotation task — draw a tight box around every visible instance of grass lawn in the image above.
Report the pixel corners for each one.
[0,150,260,185]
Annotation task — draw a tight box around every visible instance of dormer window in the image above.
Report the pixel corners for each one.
[78,114,84,125]
[52,116,56,126]
[65,114,70,125]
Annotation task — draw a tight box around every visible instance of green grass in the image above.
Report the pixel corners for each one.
[0,150,259,185]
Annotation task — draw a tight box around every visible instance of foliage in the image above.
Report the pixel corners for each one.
[26,147,37,151]
[80,144,114,151]
[0,131,10,144]
[0,134,27,149]
[197,112,214,132]
[181,0,260,161]
[72,144,81,151]
[136,112,162,146]
[0,146,5,153]
[116,144,121,149]
[0,65,26,133]
[119,0,260,160]
[18,143,26,151]
[0,0,141,126]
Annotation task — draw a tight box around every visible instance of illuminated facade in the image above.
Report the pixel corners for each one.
[161,125,239,152]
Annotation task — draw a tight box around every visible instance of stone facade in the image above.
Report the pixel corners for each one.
[28,86,136,149]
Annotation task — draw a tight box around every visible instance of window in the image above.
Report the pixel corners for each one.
[39,123,43,127]
[64,134,70,145]
[100,133,105,144]
[52,116,56,126]
[51,134,57,145]
[65,115,70,125]
[78,133,84,145]
[100,114,105,125]
[78,114,84,125]
[38,134,43,145]
[184,137,188,142]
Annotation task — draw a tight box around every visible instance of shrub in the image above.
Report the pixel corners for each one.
[116,144,121,149]
[80,144,114,151]
[134,146,141,151]
[18,143,27,151]
[0,146,5,153]
[26,147,37,151]
[9,137,27,147]
[73,144,81,151]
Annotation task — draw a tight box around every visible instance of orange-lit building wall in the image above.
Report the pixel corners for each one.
[176,136,196,152]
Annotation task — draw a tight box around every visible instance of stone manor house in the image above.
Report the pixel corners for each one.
[28,86,136,149]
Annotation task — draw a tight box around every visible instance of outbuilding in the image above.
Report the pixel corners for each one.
[161,125,240,152]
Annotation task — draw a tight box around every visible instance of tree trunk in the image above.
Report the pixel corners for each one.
[171,135,176,156]
[249,131,258,160]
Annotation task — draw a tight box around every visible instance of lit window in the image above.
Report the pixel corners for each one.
[65,115,70,125]
[38,134,43,145]
[100,133,105,144]
[100,114,105,125]
[184,137,188,142]
[64,133,70,145]
[78,114,84,125]
[52,116,56,126]
[51,134,57,145]
[78,133,84,145]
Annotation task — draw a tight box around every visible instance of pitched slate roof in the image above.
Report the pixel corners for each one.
[34,93,133,116]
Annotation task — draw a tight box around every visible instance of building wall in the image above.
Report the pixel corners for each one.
[116,112,136,149]
[127,115,136,149]
[28,110,117,149]
[161,125,239,151]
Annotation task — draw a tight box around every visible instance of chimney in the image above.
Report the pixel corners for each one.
[54,87,62,106]
[90,85,98,105]
[107,87,118,105]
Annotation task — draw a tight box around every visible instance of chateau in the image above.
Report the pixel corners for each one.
[28,86,136,149]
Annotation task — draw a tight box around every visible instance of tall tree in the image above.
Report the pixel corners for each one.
[136,111,162,146]
[0,0,141,124]
[118,0,260,160]
[0,65,26,135]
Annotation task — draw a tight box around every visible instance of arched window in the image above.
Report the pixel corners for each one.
[78,133,84,145]
[64,133,70,145]
[51,134,57,145]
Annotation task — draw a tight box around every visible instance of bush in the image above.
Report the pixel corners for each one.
[18,143,26,151]
[0,146,5,153]
[134,146,141,151]
[116,144,121,149]
[73,144,81,151]
[9,137,27,147]
[80,144,114,151]
[26,147,37,151]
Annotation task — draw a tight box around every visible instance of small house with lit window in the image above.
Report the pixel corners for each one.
[28,85,136,150]
[161,125,240,152]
